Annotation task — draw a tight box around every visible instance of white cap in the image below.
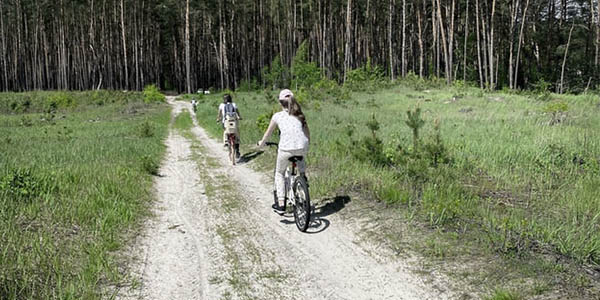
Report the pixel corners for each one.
[278,89,293,100]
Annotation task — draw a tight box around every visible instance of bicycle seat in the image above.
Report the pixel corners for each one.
[288,156,303,163]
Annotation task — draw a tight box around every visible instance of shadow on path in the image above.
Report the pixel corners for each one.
[237,150,264,164]
[277,195,351,234]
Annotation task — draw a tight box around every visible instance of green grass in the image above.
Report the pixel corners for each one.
[174,109,194,132]
[188,84,600,298]
[486,289,522,300]
[0,91,170,299]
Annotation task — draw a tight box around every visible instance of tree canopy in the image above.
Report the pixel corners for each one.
[0,0,598,93]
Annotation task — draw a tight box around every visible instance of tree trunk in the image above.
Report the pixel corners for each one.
[60,0,68,90]
[560,21,575,94]
[596,0,600,68]
[514,0,529,89]
[463,0,469,82]
[185,0,191,93]
[120,0,128,89]
[0,0,7,90]
[488,0,496,90]
[448,0,455,83]
[436,0,449,84]
[417,3,424,78]
[388,0,394,80]
[432,0,439,77]
[475,0,483,88]
[401,0,406,77]
[508,0,520,89]
[343,0,352,82]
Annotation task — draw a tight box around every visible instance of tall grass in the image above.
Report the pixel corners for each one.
[189,85,600,292]
[0,91,170,299]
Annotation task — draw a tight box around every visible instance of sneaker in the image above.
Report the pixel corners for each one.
[271,202,285,212]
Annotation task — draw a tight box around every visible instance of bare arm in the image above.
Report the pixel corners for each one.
[258,118,277,146]
[236,109,242,120]
[216,108,222,122]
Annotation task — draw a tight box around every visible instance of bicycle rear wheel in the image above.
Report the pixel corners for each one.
[228,134,236,165]
[292,176,311,232]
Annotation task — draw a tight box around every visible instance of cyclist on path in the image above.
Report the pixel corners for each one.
[217,93,242,158]
[257,89,310,211]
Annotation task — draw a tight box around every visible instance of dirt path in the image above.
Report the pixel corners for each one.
[116,97,455,299]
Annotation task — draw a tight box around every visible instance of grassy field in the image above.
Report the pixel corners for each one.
[188,84,600,299]
[0,91,169,299]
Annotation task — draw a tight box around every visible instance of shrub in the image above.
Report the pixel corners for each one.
[238,78,260,92]
[291,41,321,89]
[542,100,568,125]
[138,120,154,138]
[406,107,425,151]
[422,119,451,167]
[256,110,275,133]
[141,155,160,176]
[352,114,391,167]
[262,55,290,89]
[47,92,76,110]
[143,84,165,103]
[0,169,49,201]
[531,79,552,101]
[20,116,33,127]
[263,89,277,105]
[344,59,386,92]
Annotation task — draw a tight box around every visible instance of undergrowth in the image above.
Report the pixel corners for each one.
[0,91,170,299]
[190,81,600,298]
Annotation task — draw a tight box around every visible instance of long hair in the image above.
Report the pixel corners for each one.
[223,94,232,103]
[285,96,306,127]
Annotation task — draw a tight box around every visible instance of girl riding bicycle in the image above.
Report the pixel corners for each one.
[258,89,310,211]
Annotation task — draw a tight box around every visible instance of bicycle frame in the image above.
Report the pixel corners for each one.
[265,142,311,232]
[283,162,298,204]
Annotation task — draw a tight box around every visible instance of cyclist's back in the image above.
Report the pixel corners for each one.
[258,89,310,211]
[217,94,242,157]
[271,110,309,151]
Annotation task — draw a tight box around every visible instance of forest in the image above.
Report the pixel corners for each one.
[0,0,598,93]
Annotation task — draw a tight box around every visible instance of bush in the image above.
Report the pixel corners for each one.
[0,169,55,201]
[47,92,76,111]
[256,110,275,133]
[262,55,290,89]
[238,78,260,92]
[20,116,33,127]
[143,84,165,103]
[531,79,552,101]
[138,120,154,138]
[542,100,568,125]
[352,114,391,167]
[291,41,321,89]
[344,59,386,92]
[422,119,451,167]
[141,155,160,176]
[263,89,277,105]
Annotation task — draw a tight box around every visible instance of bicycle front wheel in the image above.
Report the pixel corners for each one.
[292,176,311,232]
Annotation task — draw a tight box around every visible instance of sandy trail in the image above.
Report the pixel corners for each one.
[116,97,454,299]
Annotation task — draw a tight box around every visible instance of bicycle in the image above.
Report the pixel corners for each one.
[222,116,240,165]
[191,99,197,113]
[264,142,311,232]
